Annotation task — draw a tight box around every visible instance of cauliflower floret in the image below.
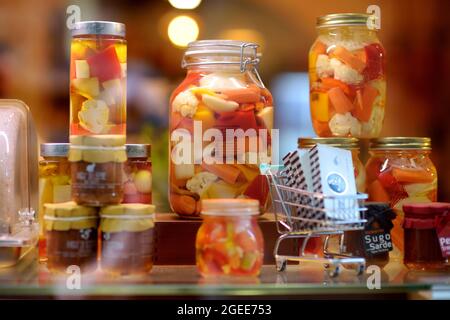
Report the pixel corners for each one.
[172,90,199,117]
[316,54,334,78]
[199,72,246,90]
[186,172,218,197]
[361,106,384,137]
[329,112,362,136]
[330,58,363,85]
[318,36,367,51]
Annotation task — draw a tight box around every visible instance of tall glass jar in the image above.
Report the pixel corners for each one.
[70,21,126,139]
[298,137,366,192]
[38,143,71,261]
[169,40,274,218]
[123,144,152,204]
[309,13,386,138]
[365,137,437,253]
[196,199,264,277]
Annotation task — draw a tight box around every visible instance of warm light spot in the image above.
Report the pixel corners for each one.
[168,15,199,47]
[168,0,202,10]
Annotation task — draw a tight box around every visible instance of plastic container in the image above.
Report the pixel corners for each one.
[100,204,155,276]
[38,143,71,261]
[298,137,366,192]
[0,100,39,268]
[169,40,273,218]
[366,137,437,253]
[69,21,127,140]
[309,13,386,138]
[123,144,152,204]
[196,199,264,277]
[403,203,448,270]
[44,202,98,273]
[69,143,126,206]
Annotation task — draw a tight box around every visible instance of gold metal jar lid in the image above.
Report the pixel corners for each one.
[317,13,370,28]
[369,137,432,150]
[298,137,359,150]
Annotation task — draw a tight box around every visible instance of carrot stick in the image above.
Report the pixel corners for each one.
[330,46,366,73]
[328,86,354,114]
[321,77,352,96]
[392,167,435,184]
[368,180,390,202]
[222,86,261,104]
[201,163,241,184]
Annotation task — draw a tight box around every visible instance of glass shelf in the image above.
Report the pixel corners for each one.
[0,249,449,298]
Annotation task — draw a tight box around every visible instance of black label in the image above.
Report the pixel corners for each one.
[363,229,393,255]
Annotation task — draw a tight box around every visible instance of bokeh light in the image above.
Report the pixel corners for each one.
[167,15,199,47]
[168,0,202,10]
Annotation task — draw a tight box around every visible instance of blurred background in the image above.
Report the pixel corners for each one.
[0,0,449,211]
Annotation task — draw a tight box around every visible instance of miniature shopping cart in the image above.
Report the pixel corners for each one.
[264,165,368,277]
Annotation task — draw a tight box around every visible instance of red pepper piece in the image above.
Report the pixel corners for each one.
[87,46,122,82]
[364,43,386,81]
[244,175,269,205]
[215,110,258,131]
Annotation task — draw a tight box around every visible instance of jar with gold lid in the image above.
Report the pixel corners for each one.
[309,13,386,138]
[365,137,437,253]
[44,201,98,273]
[100,203,155,276]
[298,137,366,192]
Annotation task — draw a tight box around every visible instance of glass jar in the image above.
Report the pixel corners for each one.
[169,40,274,218]
[366,137,437,253]
[100,204,155,276]
[38,143,71,261]
[70,21,126,139]
[44,201,98,273]
[344,202,395,268]
[123,144,152,204]
[309,13,386,138]
[298,137,366,192]
[196,199,264,277]
[69,143,126,206]
[403,203,448,270]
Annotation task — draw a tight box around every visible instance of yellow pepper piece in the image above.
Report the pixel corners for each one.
[309,51,319,83]
[190,87,217,96]
[310,91,329,122]
[193,104,215,130]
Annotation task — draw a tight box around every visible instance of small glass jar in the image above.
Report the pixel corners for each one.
[69,143,126,206]
[100,204,155,276]
[196,199,264,277]
[44,202,98,273]
[366,137,437,253]
[298,137,366,192]
[123,144,152,204]
[39,143,71,261]
[170,40,273,218]
[309,13,386,138]
[70,21,126,139]
[403,203,448,270]
[344,202,395,268]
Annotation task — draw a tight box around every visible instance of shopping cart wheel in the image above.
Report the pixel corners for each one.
[328,265,340,277]
[276,258,287,272]
[356,263,365,275]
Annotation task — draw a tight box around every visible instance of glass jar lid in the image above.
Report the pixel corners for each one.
[317,13,370,28]
[40,143,69,157]
[71,21,126,37]
[201,199,260,216]
[369,137,431,150]
[126,144,151,158]
[298,137,359,150]
[182,40,260,72]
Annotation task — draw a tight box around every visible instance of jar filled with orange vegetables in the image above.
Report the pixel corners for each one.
[309,13,386,138]
[298,137,366,193]
[169,40,274,218]
[365,137,437,253]
[196,199,264,277]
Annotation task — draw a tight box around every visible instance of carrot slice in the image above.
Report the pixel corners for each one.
[328,86,354,114]
[312,120,332,137]
[201,163,242,184]
[330,46,366,73]
[392,167,435,184]
[353,84,379,122]
[222,86,261,104]
[321,78,353,96]
[311,40,327,55]
[368,180,390,202]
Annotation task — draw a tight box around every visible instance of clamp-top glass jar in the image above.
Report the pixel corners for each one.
[309,13,386,138]
[169,40,274,218]
[70,21,127,139]
[298,137,366,193]
[365,137,437,253]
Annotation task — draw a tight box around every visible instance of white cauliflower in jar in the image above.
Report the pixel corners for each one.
[361,106,385,137]
[316,54,334,78]
[329,112,362,136]
[199,72,246,90]
[186,172,218,198]
[330,58,363,85]
[172,90,199,118]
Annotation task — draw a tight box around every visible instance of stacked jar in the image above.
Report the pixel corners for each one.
[169,40,274,218]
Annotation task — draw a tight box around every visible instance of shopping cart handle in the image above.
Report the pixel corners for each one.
[259,163,284,175]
